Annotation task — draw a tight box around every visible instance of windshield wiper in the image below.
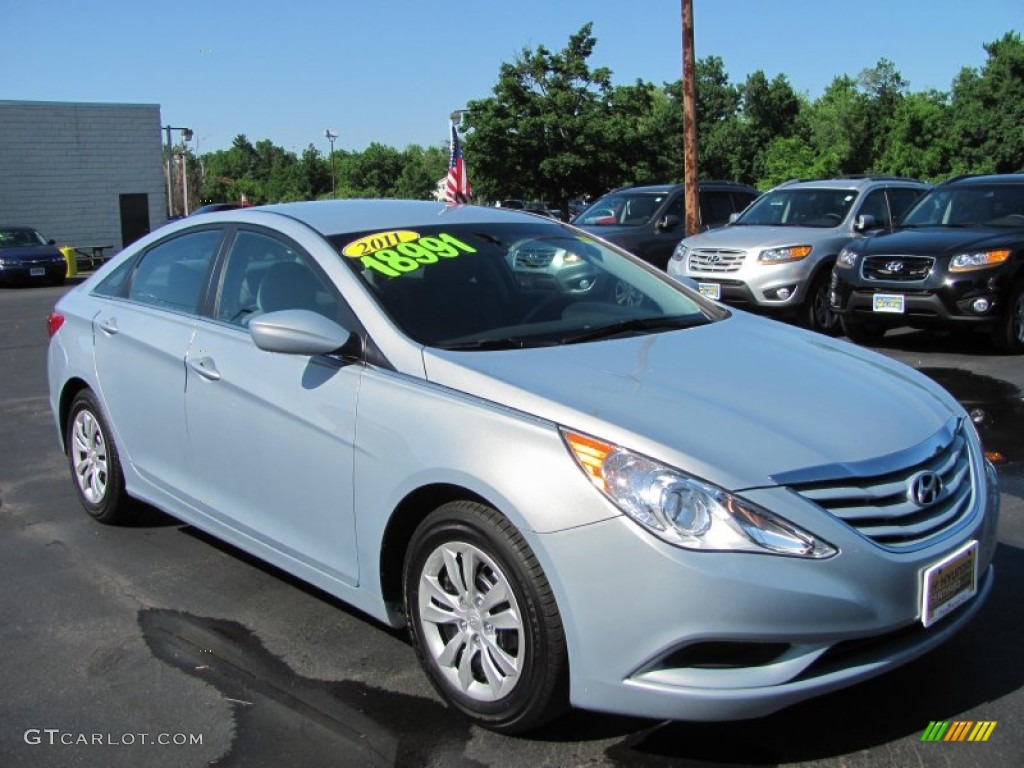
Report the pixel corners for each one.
[437,336,559,350]
[559,315,706,344]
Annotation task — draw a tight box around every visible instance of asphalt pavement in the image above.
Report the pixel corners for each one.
[1,281,1021,767]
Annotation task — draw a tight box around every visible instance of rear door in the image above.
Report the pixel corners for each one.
[92,228,223,496]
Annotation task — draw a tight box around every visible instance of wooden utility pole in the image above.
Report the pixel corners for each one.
[681,0,699,236]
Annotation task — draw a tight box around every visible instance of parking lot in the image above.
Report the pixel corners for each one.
[1,280,1022,768]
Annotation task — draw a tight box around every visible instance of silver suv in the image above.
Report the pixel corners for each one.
[667,176,928,333]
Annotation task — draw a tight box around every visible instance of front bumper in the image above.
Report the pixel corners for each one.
[0,262,66,283]
[671,255,818,310]
[533,463,999,721]
[831,267,1015,327]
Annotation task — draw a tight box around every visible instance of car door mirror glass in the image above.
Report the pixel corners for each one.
[854,214,878,232]
[657,214,680,232]
[249,309,351,356]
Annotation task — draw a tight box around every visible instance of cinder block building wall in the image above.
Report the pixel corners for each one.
[0,100,167,255]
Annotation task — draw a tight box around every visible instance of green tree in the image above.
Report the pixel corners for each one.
[464,24,621,213]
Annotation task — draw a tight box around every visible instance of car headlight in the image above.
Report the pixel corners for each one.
[563,430,836,558]
[835,246,858,269]
[949,249,1010,272]
[671,244,690,263]
[759,245,812,264]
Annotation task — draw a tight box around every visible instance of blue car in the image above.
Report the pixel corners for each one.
[0,226,67,285]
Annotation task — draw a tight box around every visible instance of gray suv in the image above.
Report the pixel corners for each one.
[667,176,928,333]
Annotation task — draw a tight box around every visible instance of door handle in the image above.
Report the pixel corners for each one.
[99,317,118,335]
[188,356,221,381]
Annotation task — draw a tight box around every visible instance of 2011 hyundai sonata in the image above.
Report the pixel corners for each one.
[47,200,999,733]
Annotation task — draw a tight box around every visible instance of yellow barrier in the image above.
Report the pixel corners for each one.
[60,246,77,278]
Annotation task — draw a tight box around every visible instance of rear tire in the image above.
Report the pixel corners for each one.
[991,280,1024,353]
[66,390,134,524]
[841,316,887,345]
[404,501,568,733]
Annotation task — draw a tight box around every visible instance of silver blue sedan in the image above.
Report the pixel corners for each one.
[47,200,999,732]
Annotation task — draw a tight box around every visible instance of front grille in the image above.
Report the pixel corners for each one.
[688,249,745,273]
[511,248,554,269]
[862,255,934,282]
[789,424,975,550]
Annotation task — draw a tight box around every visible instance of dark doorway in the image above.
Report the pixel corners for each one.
[119,193,151,248]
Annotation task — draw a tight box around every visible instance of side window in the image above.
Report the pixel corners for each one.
[732,191,758,214]
[128,230,221,313]
[215,230,340,327]
[93,257,136,298]
[857,189,890,227]
[699,191,736,229]
[887,187,924,224]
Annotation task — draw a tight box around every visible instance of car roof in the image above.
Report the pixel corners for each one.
[773,176,926,192]
[245,199,552,237]
[941,173,1024,186]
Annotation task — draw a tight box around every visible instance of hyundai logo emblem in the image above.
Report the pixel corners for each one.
[908,471,943,507]
[885,260,905,273]
[706,253,722,263]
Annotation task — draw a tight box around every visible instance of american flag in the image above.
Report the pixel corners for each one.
[446,120,472,205]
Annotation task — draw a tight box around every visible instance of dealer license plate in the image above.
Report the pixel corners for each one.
[873,293,905,313]
[921,541,978,627]
[30,267,46,277]
[698,282,721,300]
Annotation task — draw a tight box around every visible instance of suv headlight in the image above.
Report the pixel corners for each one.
[563,430,836,558]
[671,243,689,263]
[758,245,811,264]
[835,246,858,269]
[950,249,1010,272]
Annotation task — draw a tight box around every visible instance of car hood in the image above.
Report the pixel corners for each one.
[860,226,1021,256]
[0,245,62,260]
[421,312,960,491]
[682,224,847,250]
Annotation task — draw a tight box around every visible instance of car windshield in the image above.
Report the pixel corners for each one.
[330,221,719,349]
[0,228,47,247]
[734,189,857,228]
[900,184,1024,228]
[572,192,668,227]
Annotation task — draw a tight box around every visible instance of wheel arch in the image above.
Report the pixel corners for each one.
[378,482,493,622]
[58,377,92,451]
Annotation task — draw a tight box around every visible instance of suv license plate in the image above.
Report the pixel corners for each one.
[873,293,905,313]
[921,540,978,627]
[698,282,721,300]
[30,267,46,277]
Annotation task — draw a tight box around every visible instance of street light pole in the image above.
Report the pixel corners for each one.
[324,129,338,198]
[162,125,193,217]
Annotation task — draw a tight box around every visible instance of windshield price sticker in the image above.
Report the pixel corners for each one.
[921,540,978,627]
[698,282,721,300]
[345,231,478,278]
[873,293,905,313]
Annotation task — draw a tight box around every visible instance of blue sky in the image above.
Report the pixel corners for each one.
[5,1,1020,156]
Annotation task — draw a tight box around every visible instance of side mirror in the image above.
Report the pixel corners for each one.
[728,212,741,224]
[249,309,351,355]
[657,214,681,232]
[47,239,57,245]
[854,214,879,232]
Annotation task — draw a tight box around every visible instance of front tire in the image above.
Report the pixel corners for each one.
[404,501,568,733]
[66,390,134,524]
[803,270,840,335]
[991,280,1024,353]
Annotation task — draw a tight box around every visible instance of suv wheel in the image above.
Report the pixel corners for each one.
[991,280,1024,353]
[803,271,840,336]
[841,316,887,345]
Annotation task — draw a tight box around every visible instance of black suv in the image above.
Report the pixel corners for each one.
[831,173,1024,352]
[572,181,760,269]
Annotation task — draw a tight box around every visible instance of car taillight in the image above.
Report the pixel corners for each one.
[47,311,65,338]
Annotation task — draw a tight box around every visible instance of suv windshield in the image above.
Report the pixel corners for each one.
[573,192,669,227]
[901,184,1024,228]
[330,222,718,349]
[735,189,858,228]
